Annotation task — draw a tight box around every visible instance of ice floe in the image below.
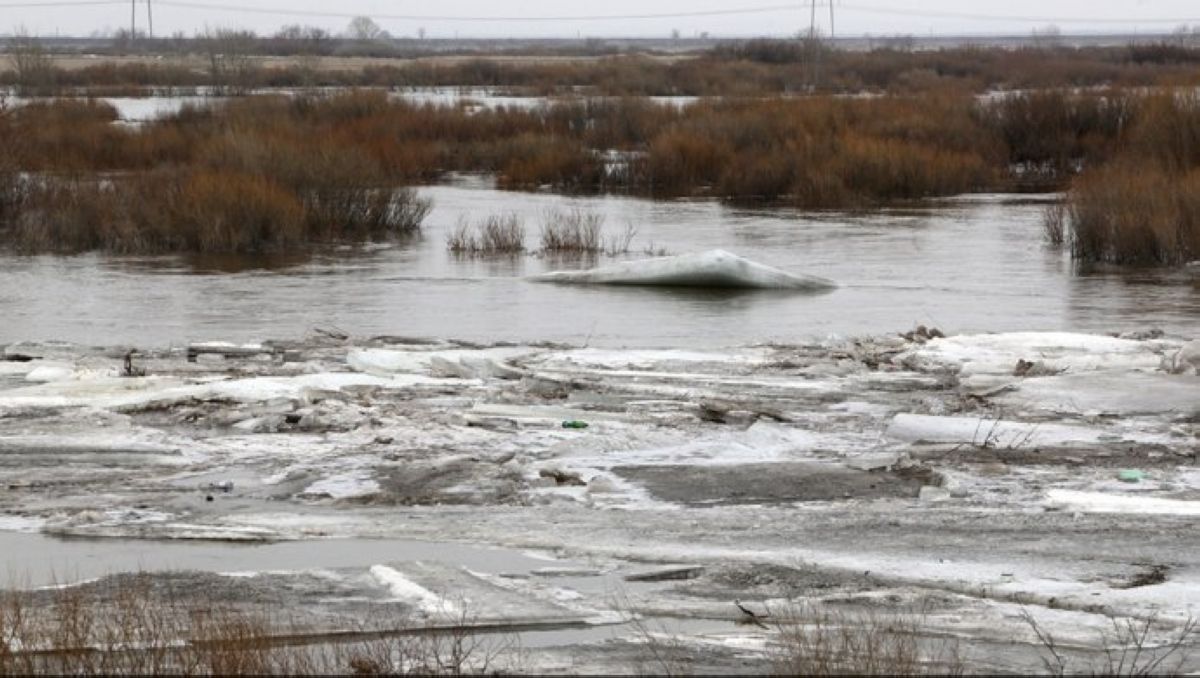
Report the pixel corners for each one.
[1045,489,1200,515]
[531,249,836,290]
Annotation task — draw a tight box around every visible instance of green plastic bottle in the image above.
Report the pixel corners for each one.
[561,420,589,429]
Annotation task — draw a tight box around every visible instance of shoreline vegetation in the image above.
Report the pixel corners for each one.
[2,39,1200,262]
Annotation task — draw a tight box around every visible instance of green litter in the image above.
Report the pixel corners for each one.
[1117,469,1145,483]
[561,420,589,429]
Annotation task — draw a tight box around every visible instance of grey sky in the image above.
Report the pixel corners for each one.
[7,0,1200,39]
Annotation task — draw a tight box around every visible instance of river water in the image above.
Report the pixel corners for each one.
[2,175,1197,348]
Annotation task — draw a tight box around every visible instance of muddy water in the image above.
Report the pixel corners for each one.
[1,177,1198,348]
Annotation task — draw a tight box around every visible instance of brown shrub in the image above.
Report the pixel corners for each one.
[495,134,603,191]
[1068,162,1200,265]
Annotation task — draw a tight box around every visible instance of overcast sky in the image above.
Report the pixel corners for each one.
[7,1,1200,39]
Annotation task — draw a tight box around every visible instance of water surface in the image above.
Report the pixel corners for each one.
[2,178,1197,348]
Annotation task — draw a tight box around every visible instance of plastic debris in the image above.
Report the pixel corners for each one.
[561,420,589,429]
[1117,469,1145,483]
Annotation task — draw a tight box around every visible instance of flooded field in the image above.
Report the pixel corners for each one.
[2,178,1198,349]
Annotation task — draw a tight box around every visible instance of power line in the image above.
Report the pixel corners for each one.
[153,0,802,22]
[0,0,124,6]
[841,3,1200,25]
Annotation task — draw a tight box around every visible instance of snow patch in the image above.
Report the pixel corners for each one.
[301,471,380,499]
[369,565,458,616]
[1046,489,1200,515]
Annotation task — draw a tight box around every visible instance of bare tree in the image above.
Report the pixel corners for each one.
[273,24,329,87]
[7,29,56,95]
[1032,24,1063,49]
[346,16,388,41]
[199,28,259,95]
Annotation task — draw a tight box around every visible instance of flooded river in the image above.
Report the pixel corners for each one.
[1,177,1196,348]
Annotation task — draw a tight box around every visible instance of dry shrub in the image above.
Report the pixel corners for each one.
[833,136,993,203]
[495,135,603,191]
[979,89,1134,179]
[0,575,518,676]
[643,127,733,195]
[1124,91,1200,173]
[770,601,961,676]
[177,170,307,252]
[538,207,604,253]
[1021,608,1199,676]
[447,213,525,254]
[1067,163,1200,265]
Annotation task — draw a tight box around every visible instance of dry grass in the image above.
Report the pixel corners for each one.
[1066,163,1200,265]
[538,208,604,253]
[1043,202,1067,246]
[4,85,1200,255]
[769,601,962,676]
[447,213,526,254]
[0,575,519,676]
[1021,608,1199,676]
[8,41,1200,96]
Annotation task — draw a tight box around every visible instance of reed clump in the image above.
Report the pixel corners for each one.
[1061,91,1200,265]
[447,213,526,254]
[538,208,605,253]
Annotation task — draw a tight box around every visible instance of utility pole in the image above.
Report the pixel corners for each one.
[808,0,816,41]
[130,0,136,40]
[829,0,835,39]
[147,0,153,39]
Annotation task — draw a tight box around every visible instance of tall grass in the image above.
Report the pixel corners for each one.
[1067,163,1200,265]
[1061,91,1200,265]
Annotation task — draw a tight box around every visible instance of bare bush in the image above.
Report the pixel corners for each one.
[1043,201,1067,246]
[604,222,638,255]
[538,207,604,253]
[200,29,260,95]
[769,601,961,676]
[447,213,525,254]
[1021,608,1199,677]
[6,30,56,95]
[0,576,520,676]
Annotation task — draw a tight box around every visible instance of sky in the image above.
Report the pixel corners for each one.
[6,0,1200,39]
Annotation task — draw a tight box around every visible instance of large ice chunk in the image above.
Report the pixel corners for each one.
[530,249,836,290]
